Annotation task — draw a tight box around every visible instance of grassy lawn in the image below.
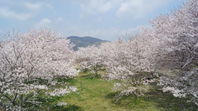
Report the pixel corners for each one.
[38,73,198,111]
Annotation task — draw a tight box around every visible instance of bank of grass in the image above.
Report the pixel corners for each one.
[38,72,197,111]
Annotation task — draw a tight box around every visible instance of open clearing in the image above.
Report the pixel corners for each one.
[38,73,197,111]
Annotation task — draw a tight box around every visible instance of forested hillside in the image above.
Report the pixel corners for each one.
[67,36,108,50]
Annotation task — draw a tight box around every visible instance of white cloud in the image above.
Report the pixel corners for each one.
[116,0,171,19]
[35,18,52,28]
[24,1,53,10]
[80,0,172,19]
[24,2,42,11]
[0,1,53,21]
[0,8,32,20]
[99,1,112,13]
[80,0,118,15]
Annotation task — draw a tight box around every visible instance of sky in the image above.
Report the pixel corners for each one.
[0,0,187,41]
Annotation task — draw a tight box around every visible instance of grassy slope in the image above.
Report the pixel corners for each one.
[43,73,197,111]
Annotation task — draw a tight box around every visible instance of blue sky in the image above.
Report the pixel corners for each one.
[0,0,186,41]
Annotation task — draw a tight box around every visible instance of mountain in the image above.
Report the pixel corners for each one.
[67,36,108,51]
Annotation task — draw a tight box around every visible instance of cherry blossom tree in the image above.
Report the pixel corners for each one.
[102,30,160,98]
[159,68,198,105]
[0,29,77,110]
[75,29,160,97]
[75,45,105,77]
[17,30,77,79]
[154,0,198,105]
[152,0,198,70]
[106,30,158,79]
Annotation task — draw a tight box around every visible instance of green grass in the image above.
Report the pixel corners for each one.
[38,73,198,111]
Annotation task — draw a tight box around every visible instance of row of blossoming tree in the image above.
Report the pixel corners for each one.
[0,30,78,110]
[0,0,198,110]
[75,0,198,106]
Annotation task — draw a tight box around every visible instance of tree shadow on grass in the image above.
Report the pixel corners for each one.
[105,90,198,111]
[52,105,83,111]
[146,90,198,111]
[106,92,147,108]
[80,74,101,79]
[106,92,118,99]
